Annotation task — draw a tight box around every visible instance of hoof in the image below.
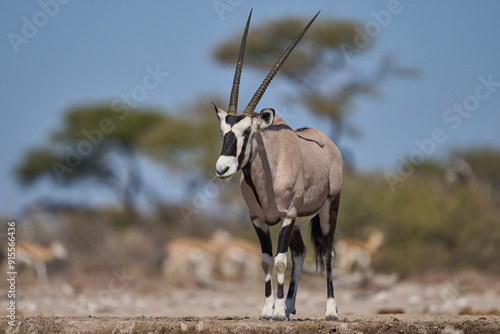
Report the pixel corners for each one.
[272,315,288,321]
[325,315,339,321]
[259,315,272,321]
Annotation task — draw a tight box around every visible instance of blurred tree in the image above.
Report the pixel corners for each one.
[451,147,500,202]
[453,147,500,186]
[213,15,418,145]
[338,164,500,276]
[139,96,223,176]
[15,102,222,211]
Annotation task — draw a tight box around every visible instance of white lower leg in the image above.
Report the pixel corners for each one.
[261,297,274,317]
[325,297,338,319]
[260,271,274,317]
[273,252,287,318]
[274,297,286,317]
[260,253,274,318]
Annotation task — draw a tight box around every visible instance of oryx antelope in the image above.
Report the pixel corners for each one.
[213,10,343,320]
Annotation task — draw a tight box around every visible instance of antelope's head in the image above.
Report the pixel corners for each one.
[214,10,319,181]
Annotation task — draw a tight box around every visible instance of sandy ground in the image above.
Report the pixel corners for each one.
[1,272,500,333]
[2,315,500,334]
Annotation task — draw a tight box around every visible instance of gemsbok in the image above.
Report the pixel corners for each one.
[212,10,343,320]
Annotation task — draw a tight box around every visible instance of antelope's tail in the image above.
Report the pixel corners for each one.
[310,213,324,272]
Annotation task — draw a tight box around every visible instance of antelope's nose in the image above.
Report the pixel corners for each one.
[216,166,230,176]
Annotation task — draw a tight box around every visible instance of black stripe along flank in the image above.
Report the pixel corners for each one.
[243,164,261,208]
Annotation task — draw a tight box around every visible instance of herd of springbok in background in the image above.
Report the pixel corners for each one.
[162,229,384,284]
[5,230,383,285]
[162,230,262,285]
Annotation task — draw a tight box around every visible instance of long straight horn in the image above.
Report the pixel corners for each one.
[228,9,253,115]
[243,11,320,117]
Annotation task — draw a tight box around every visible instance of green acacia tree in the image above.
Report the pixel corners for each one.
[15,102,222,210]
[138,96,223,177]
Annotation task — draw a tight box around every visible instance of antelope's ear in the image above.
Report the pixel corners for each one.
[212,103,226,122]
[256,108,275,131]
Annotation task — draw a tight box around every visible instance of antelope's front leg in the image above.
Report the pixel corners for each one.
[273,217,295,321]
[252,219,274,320]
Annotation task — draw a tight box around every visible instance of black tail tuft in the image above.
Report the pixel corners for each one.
[310,214,324,272]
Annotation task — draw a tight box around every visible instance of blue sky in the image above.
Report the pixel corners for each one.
[1,1,499,212]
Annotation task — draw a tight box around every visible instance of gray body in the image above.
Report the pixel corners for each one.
[241,116,342,225]
[213,10,343,320]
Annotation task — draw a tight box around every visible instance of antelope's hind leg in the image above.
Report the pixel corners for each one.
[285,225,306,319]
[252,219,274,320]
[321,197,341,321]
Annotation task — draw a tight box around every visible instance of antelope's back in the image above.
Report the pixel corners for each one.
[294,127,343,197]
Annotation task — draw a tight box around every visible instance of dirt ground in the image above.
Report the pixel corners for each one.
[2,314,500,334]
[1,271,500,333]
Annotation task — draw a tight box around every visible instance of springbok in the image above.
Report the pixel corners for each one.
[218,237,262,281]
[337,230,384,274]
[17,240,68,281]
[162,231,229,286]
[212,10,343,320]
